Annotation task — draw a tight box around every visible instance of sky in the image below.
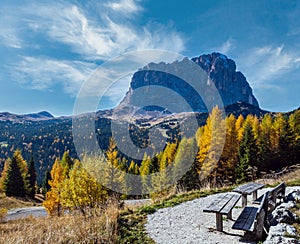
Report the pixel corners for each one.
[0,0,300,116]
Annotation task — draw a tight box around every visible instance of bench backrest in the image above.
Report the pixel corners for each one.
[268,182,286,211]
[257,191,269,215]
[270,182,286,197]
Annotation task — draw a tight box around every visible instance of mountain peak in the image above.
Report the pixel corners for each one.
[118,52,259,114]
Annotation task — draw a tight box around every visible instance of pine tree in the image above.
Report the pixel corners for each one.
[272,114,294,169]
[60,152,74,176]
[3,156,26,197]
[173,137,198,190]
[42,170,51,196]
[289,110,300,163]
[236,121,258,183]
[258,114,273,172]
[27,155,37,198]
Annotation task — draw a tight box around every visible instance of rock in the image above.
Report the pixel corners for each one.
[264,223,299,244]
[119,52,259,113]
[269,206,297,225]
[287,190,300,202]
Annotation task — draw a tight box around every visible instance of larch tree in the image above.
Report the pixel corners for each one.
[196,106,226,187]
[140,153,152,195]
[105,138,126,195]
[60,160,108,215]
[236,114,245,142]
[43,158,67,215]
[219,114,238,183]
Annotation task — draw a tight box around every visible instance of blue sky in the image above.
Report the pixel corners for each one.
[0,0,300,116]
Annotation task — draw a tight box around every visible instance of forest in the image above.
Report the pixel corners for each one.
[1,107,299,214]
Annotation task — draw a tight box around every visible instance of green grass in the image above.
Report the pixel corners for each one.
[286,179,300,187]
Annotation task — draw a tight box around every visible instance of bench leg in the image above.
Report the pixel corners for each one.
[227,210,232,220]
[253,190,257,200]
[242,195,247,208]
[216,213,223,232]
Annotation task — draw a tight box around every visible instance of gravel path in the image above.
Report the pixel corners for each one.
[145,186,300,244]
[5,206,47,221]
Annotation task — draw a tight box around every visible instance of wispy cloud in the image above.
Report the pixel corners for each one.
[0,0,185,101]
[14,57,96,95]
[215,38,236,55]
[236,45,300,90]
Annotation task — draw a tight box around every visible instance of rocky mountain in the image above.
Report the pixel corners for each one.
[118,52,259,114]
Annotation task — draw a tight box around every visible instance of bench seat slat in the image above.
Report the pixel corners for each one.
[203,194,232,212]
[232,206,259,231]
[220,194,241,215]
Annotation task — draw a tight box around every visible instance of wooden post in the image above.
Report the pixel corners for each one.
[216,213,223,231]
[242,194,247,208]
[227,210,232,220]
[253,190,257,200]
[254,209,266,240]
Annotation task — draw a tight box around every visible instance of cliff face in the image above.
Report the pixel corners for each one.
[192,53,259,107]
[118,52,259,113]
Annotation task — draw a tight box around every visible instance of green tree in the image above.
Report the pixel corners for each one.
[3,156,26,197]
[27,155,37,198]
[236,121,258,183]
[42,170,51,196]
[174,137,199,190]
[258,114,273,172]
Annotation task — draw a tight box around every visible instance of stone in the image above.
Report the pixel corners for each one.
[264,224,299,244]
[269,207,297,225]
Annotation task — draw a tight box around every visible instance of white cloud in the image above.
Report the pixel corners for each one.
[236,45,300,90]
[19,2,184,60]
[216,38,235,55]
[14,57,96,96]
[106,0,142,14]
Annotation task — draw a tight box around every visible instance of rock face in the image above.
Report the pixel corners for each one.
[119,52,259,113]
[192,53,259,107]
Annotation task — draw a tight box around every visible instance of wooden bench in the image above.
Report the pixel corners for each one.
[203,193,241,232]
[253,182,286,212]
[232,191,269,241]
[233,182,265,207]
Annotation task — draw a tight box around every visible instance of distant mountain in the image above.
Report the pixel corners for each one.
[0,111,54,122]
